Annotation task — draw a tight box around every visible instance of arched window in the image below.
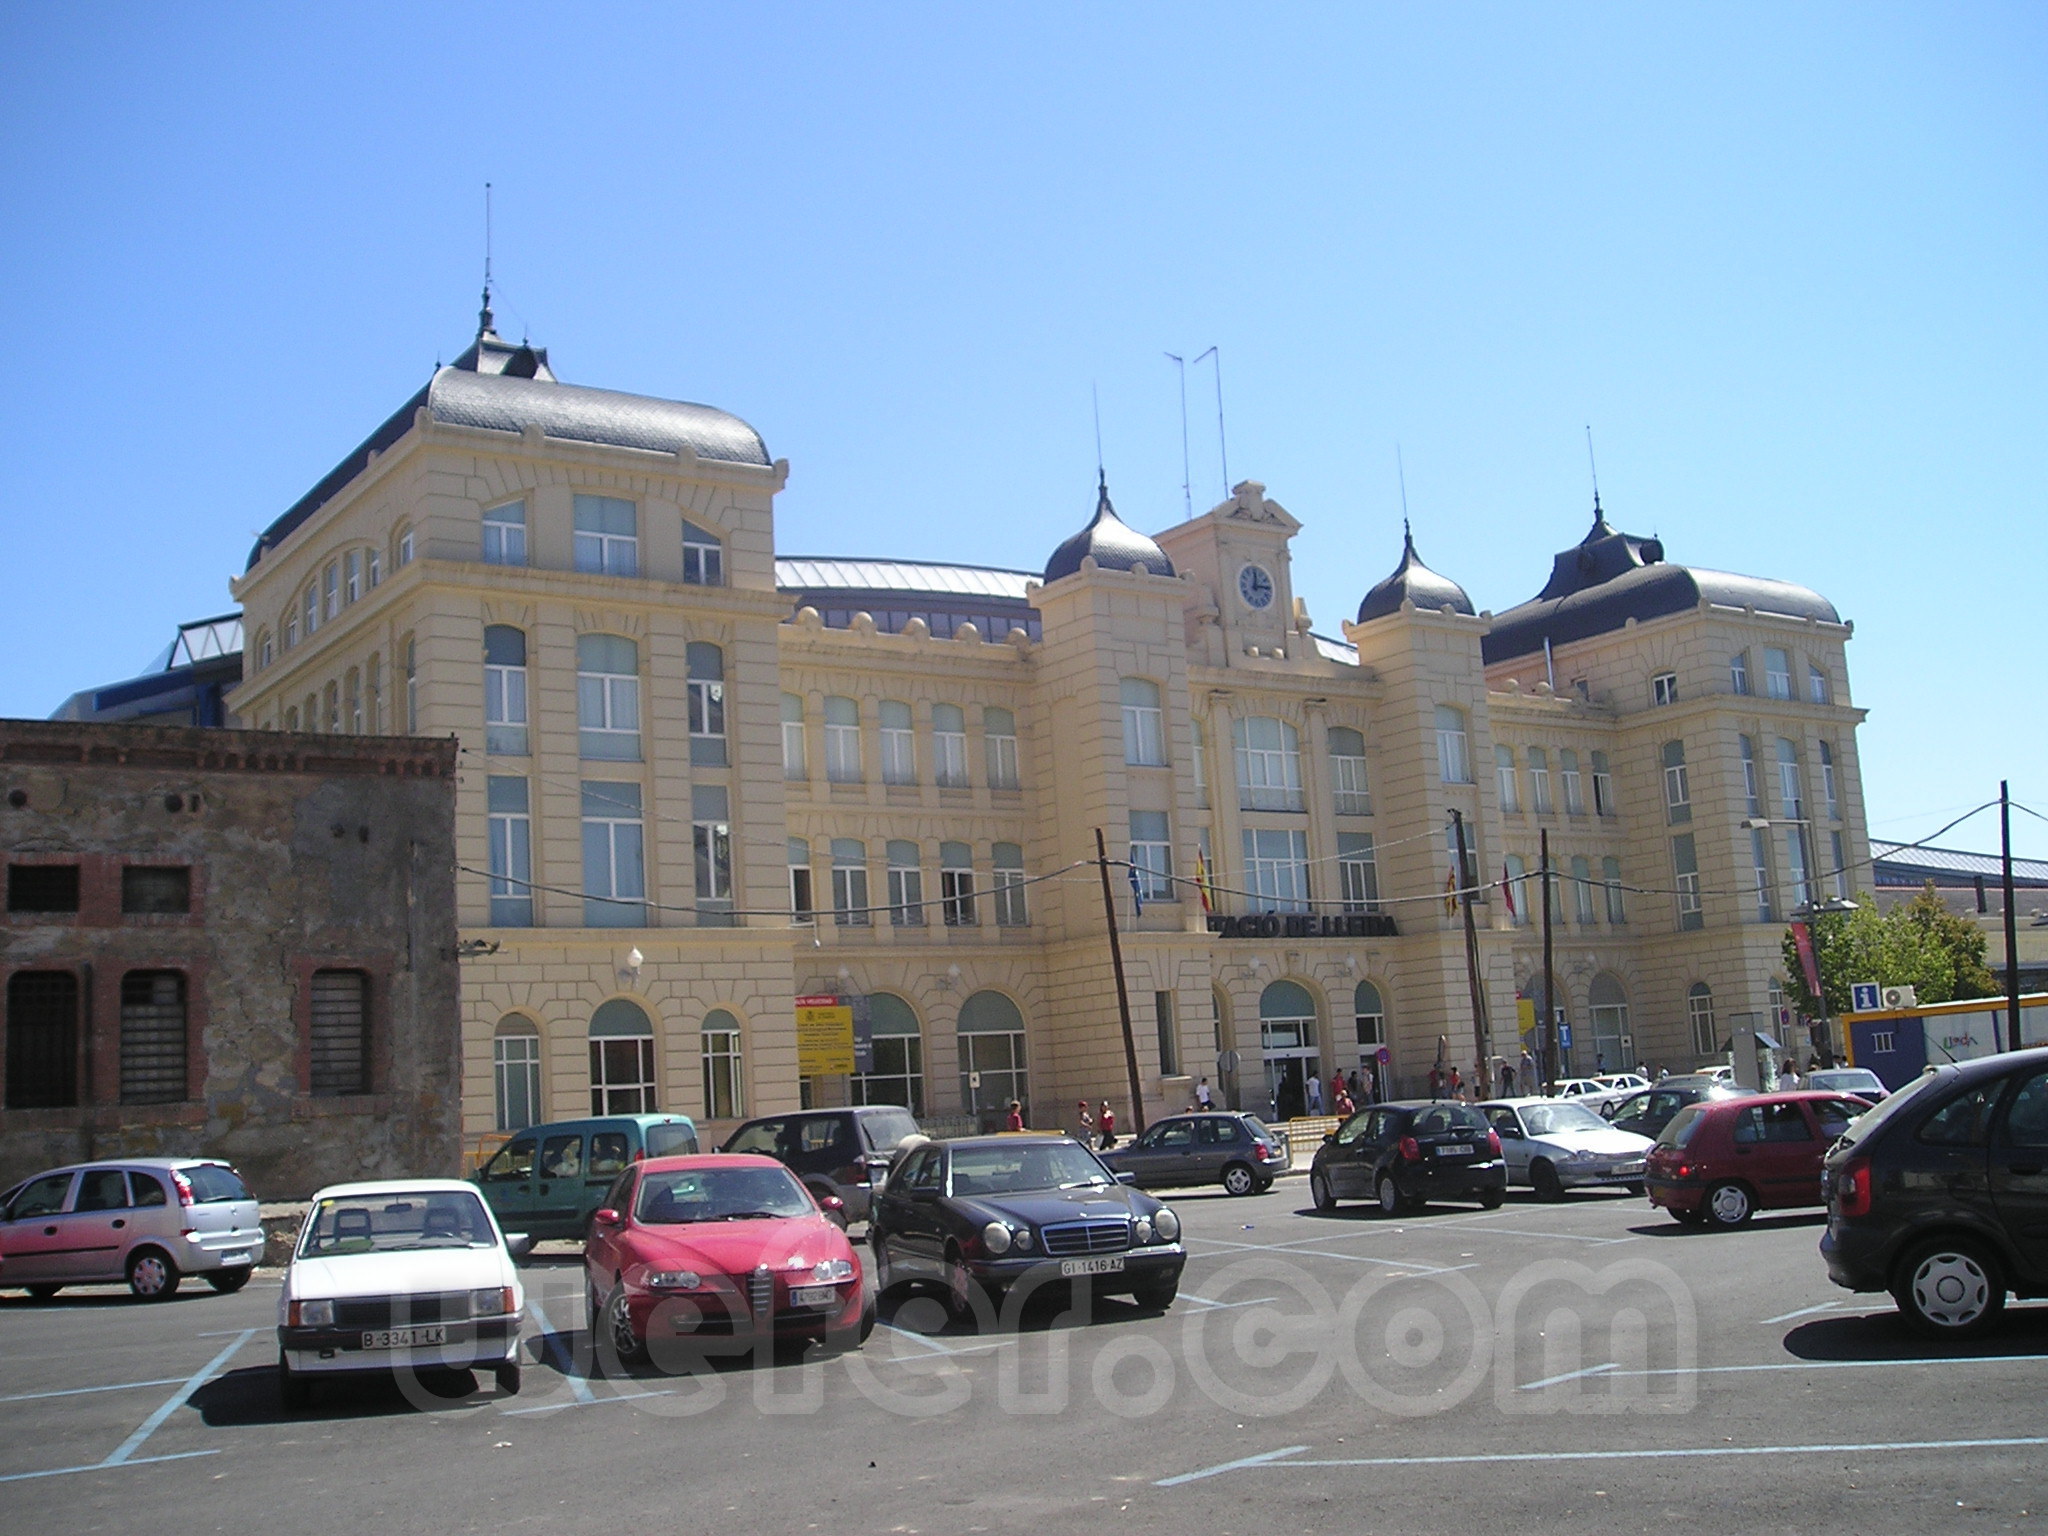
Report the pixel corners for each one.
[1328,726,1369,815]
[1662,740,1691,823]
[687,642,726,766]
[958,991,1027,1128]
[1570,855,1595,924]
[1687,984,1717,1061]
[589,999,656,1115]
[886,839,924,926]
[984,706,1019,790]
[1259,981,1319,1118]
[1121,678,1165,766]
[493,1016,542,1131]
[484,627,528,755]
[781,693,807,780]
[701,1008,743,1120]
[1353,981,1386,1078]
[1560,748,1583,813]
[853,993,923,1115]
[879,700,915,784]
[1588,974,1632,1073]
[1527,747,1551,814]
[1496,744,1520,813]
[254,629,273,671]
[823,696,861,782]
[932,703,968,788]
[7,971,79,1109]
[344,667,362,733]
[991,842,1028,926]
[1435,705,1470,784]
[395,523,415,567]
[577,635,641,760]
[682,519,724,586]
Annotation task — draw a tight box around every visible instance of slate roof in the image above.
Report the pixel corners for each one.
[1042,475,1176,583]
[1354,524,1474,623]
[1871,841,2048,888]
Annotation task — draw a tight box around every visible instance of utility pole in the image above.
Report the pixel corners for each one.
[1095,827,1148,1134]
[1540,826,1557,1094]
[1452,811,1492,1091]
[2003,781,2022,1053]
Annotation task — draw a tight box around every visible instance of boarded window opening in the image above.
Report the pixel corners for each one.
[309,969,370,1096]
[120,970,188,1104]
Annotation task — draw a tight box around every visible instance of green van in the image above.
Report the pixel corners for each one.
[471,1114,699,1242]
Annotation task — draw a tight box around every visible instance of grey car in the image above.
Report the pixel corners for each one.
[1480,1098,1655,1200]
[0,1157,262,1299]
[1100,1112,1291,1195]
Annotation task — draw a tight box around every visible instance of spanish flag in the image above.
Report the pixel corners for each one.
[1193,848,1214,914]
[1444,865,1460,916]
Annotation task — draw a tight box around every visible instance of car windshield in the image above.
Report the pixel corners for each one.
[1520,1103,1609,1136]
[950,1142,1112,1195]
[645,1122,700,1157]
[635,1166,812,1223]
[1835,1069,1947,1149]
[300,1191,496,1257]
[1657,1106,1708,1149]
[859,1110,922,1153]
[1811,1071,1884,1094]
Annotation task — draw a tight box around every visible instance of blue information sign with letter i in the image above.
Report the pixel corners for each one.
[1850,983,1881,1013]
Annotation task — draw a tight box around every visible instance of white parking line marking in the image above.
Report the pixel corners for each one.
[503,1387,674,1416]
[102,1328,255,1467]
[1161,1435,2048,1482]
[0,1377,186,1405]
[522,1294,595,1405]
[1539,1353,2048,1386]
[1518,1362,1619,1390]
[0,1449,220,1484]
[1179,1294,1280,1312]
[1189,1236,1470,1274]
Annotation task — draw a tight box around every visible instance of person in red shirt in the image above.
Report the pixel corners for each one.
[1004,1099,1024,1132]
[1098,1100,1117,1150]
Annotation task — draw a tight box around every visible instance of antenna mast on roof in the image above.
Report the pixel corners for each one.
[1165,352,1192,520]
[1195,346,1228,497]
[478,182,495,336]
[1584,424,1602,516]
[1396,443,1411,540]
[1092,382,1105,486]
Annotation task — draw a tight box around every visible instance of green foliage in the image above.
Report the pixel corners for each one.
[1780,882,1997,1017]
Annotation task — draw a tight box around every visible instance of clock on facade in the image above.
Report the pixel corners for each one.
[1237,563,1275,610]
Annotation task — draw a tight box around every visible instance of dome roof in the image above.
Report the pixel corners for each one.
[1042,475,1176,584]
[1355,523,1474,623]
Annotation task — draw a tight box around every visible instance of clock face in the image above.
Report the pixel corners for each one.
[1238,563,1275,610]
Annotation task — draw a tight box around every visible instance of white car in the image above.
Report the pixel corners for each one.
[278,1179,529,1408]
[1480,1098,1656,1200]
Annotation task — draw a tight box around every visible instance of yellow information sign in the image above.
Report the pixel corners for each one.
[796,999,856,1075]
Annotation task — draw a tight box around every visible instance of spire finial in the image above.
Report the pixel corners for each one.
[1585,424,1603,519]
[478,182,496,338]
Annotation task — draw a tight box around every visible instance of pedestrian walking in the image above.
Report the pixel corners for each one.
[1776,1059,1799,1091]
[1333,1086,1355,1118]
[1004,1099,1024,1132]
[1501,1061,1516,1095]
[1360,1063,1375,1103]
[1195,1076,1214,1110]
[1520,1046,1537,1091]
[1098,1100,1117,1150]
[1306,1073,1324,1115]
[1447,1065,1464,1101]
[1075,1099,1094,1138]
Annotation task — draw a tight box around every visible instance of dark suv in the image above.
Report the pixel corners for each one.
[721,1105,922,1224]
[1820,1045,2048,1339]
[1309,1101,1507,1215]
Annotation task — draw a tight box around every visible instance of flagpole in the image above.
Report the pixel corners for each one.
[1452,810,1493,1095]
[1095,826,1148,1134]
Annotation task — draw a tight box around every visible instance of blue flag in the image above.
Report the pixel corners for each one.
[1128,860,1144,917]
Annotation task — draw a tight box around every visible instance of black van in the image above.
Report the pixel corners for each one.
[720,1106,922,1223]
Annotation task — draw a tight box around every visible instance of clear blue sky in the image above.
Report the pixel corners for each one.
[3,5,2042,857]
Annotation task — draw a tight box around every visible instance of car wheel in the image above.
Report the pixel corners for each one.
[1254,1178,1274,1194]
[278,1353,311,1411]
[1894,1238,2005,1340]
[1132,1276,1179,1310]
[1310,1171,1337,1212]
[494,1361,522,1395]
[1479,1187,1505,1210]
[603,1283,647,1367]
[1221,1163,1257,1197]
[1531,1162,1565,1203]
[127,1248,180,1300]
[1377,1175,1402,1216]
[25,1283,62,1301]
[1703,1181,1755,1228]
[870,1230,896,1294]
[207,1267,252,1294]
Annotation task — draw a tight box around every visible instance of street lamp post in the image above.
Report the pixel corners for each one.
[1742,817,1858,1064]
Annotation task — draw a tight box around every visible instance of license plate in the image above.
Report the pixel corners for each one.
[1059,1256,1125,1277]
[361,1326,447,1349]
[217,1251,249,1267]
[790,1285,839,1309]
[1434,1144,1472,1157]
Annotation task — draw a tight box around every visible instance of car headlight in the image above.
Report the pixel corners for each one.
[982,1221,1013,1256]
[1153,1207,1181,1242]
[291,1298,334,1327]
[470,1286,515,1317]
[1133,1216,1154,1244]
[646,1269,704,1291]
[1013,1226,1033,1252]
[811,1258,856,1283]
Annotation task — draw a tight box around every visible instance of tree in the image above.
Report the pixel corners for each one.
[1780,882,1993,1018]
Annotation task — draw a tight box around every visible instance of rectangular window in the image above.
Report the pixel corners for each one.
[1591,751,1614,816]
[1751,828,1775,923]
[1831,830,1850,901]
[1190,715,1209,808]
[702,1025,744,1119]
[577,635,641,761]
[1155,991,1178,1076]
[1337,832,1379,913]
[346,669,362,732]
[1764,647,1792,699]
[1785,829,1811,908]
[1496,745,1521,813]
[992,842,1028,926]
[1527,747,1552,815]
[1129,811,1174,900]
[832,839,870,927]
[940,840,977,926]
[932,703,969,788]
[121,866,190,915]
[1328,726,1370,815]
[687,642,727,767]
[1661,740,1691,824]
[1808,664,1831,705]
[5,971,78,1108]
[1234,716,1304,811]
[1730,651,1750,695]
[573,494,638,575]
[483,500,527,565]
[879,700,916,785]
[824,696,862,783]
[781,693,808,780]
[1652,672,1677,707]
[1775,737,1803,818]
[682,520,723,586]
[397,528,414,566]
[1560,749,1584,815]
[119,971,187,1104]
[788,838,814,924]
[323,563,340,620]
[487,777,533,927]
[691,784,732,922]
[304,584,320,638]
[485,627,529,756]
[1122,678,1165,766]
[1820,741,1840,822]
[984,706,1020,790]
[1672,833,1702,930]
[1740,735,1761,816]
[581,781,646,927]
[1240,827,1310,912]
[7,864,79,914]
[1602,856,1627,924]
[887,839,925,926]
[344,550,361,604]
[1436,706,1470,784]
[1571,856,1595,925]
[309,969,370,1097]
[367,547,381,588]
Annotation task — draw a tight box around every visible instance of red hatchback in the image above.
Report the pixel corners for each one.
[584,1154,873,1364]
[1646,1091,1873,1229]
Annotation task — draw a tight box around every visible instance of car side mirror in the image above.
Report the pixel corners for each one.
[504,1233,534,1261]
[1322,1132,1337,1145]
[592,1208,621,1228]
[1115,1171,1137,1186]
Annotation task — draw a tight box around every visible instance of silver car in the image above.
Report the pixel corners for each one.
[1480,1098,1656,1201]
[0,1157,263,1299]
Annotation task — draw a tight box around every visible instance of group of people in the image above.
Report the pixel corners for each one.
[1277,1065,1379,1121]
[1070,1098,1119,1149]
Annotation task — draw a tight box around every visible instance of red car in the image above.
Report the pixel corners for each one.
[584,1153,873,1364]
[1646,1091,1873,1229]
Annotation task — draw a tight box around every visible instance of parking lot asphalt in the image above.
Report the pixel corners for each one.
[4,1174,2045,1535]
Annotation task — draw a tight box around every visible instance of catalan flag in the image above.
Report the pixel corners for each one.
[1193,848,1214,914]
